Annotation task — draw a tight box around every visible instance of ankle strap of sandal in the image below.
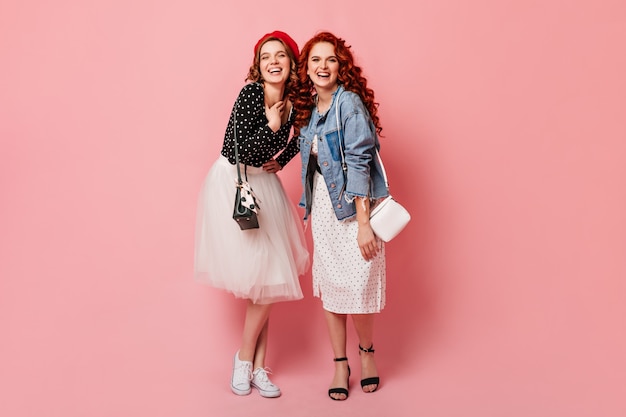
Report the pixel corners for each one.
[359,344,375,353]
[333,357,348,362]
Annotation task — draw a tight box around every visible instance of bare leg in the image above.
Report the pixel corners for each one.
[253,319,269,370]
[230,301,274,397]
[352,313,379,392]
[236,302,281,398]
[239,301,272,363]
[324,309,349,400]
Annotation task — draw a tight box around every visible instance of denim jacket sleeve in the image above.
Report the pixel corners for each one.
[339,92,376,201]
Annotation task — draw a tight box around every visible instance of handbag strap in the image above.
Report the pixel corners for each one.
[334,89,389,190]
[231,98,247,183]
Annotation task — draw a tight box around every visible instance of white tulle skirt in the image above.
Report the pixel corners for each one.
[194,155,309,304]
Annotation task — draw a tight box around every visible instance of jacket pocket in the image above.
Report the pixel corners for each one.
[324,130,341,161]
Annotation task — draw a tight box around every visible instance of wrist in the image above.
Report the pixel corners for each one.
[267,121,279,132]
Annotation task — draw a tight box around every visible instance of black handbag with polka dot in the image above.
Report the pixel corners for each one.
[231,103,260,230]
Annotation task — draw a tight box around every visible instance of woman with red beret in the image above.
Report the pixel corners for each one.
[194,31,308,398]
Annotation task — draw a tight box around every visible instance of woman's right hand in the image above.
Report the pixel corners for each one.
[355,196,380,261]
[265,101,285,132]
[357,224,379,261]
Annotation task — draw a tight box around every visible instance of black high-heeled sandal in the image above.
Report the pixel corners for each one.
[328,357,350,400]
[359,344,380,393]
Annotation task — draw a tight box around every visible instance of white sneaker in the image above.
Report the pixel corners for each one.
[251,368,281,398]
[230,350,252,395]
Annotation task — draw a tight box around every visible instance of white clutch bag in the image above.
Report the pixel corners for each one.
[369,195,411,242]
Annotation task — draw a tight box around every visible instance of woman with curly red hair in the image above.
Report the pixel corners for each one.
[292,32,388,400]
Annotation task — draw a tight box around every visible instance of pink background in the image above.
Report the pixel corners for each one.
[1,1,625,416]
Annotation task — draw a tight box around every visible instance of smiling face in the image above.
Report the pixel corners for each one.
[306,42,339,93]
[258,40,291,85]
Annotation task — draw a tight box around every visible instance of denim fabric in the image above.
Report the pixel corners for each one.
[299,86,389,221]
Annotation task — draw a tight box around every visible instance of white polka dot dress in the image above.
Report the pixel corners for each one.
[310,154,386,314]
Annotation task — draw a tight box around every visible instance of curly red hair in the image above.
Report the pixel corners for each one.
[291,32,382,137]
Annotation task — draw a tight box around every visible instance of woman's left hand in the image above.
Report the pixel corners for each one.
[263,159,282,173]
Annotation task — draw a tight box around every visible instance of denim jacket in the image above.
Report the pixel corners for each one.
[299,86,389,221]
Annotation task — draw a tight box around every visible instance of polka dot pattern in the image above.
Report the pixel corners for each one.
[220,82,299,168]
[310,171,386,314]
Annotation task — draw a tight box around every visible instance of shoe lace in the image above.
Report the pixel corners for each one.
[254,367,274,384]
[235,362,252,381]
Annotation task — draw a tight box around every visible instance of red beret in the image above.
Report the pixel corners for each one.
[254,30,299,60]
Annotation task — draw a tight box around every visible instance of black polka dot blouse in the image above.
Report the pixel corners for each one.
[220,82,299,168]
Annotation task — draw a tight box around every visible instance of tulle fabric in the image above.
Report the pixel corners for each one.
[194,156,309,304]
